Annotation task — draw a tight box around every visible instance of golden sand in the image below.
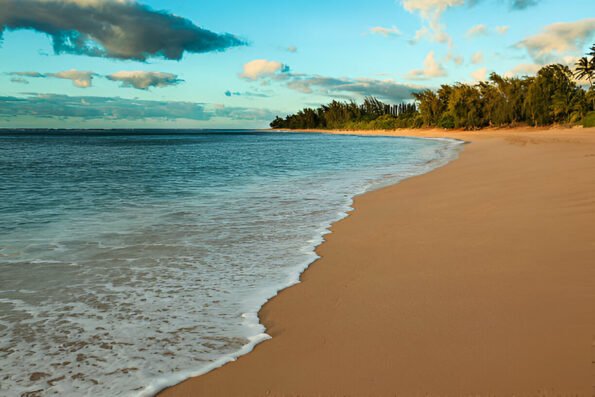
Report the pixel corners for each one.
[161,127,595,397]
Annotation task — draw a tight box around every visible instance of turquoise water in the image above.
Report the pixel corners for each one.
[0,130,462,396]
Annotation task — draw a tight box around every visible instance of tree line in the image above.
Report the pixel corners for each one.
[270,45,595,130]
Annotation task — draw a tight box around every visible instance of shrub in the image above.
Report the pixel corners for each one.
[438,113,455,129]
[583,111,595,127]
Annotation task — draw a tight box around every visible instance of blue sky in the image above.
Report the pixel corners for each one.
[1,0,594,128]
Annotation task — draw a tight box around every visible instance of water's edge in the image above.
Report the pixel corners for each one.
[144,135,466,397]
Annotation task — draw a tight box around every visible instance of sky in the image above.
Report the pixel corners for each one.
[0,0,594,129]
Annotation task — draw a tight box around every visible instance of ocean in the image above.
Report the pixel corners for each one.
[0,130,462,396]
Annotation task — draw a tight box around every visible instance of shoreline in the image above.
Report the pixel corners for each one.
[160,127,595,397]
[142,133,464,397]
[145,133,465,396]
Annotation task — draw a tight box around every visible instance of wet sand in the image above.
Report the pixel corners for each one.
[160,127,595,397]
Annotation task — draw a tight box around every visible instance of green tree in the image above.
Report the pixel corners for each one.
[574,57,594,87]
[525,64,579,125]
[412,90,440,126]
[447,83,483,129]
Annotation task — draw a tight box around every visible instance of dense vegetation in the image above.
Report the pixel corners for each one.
[271,46,595,130]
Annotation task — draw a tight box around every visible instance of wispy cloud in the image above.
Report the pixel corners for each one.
[8,69,183,90]
[401,0,465,45]
[466,24,488,38]
[238,61,423,102]
[402,0,540,45]
[224,90,270,98]
[504,63,541,77]
[516,18,595,63]
[369,26,401,37]
[212,105,277,121]
[0,0,246,61]
[284,75,423,103]
[11,72,46,78]
[496,25,510,35]
[10,77,29,84]
[106,71,182,90]
[471,51,484,64]
[510,0,538,10]
[9,70,95,88]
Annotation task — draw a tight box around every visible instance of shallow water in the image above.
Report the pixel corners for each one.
[0,130,462,396]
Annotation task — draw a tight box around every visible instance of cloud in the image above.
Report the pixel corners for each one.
[213,105,277,121]
[402,0,540,44]
[445,52,464,65]
[370,26,401,37]
[10,77,29,84]
[240,60,290,80]
[0,0,246,61]
[504,63,542,77]
[516,18,595,63]
[471,51,484,64]
[284,75,424,103]
[0,93,277,122]
[510,0,538,9]
[466,24,488,38]
[496,25,510,35]
[9,69,182,89]
[106,71,182,90]
[401,0,465,45]
[471,67,488,81]
[238,61,424,103]
[224,90,270,98]
[11,72,46,78]
[0,93,208,120]
[9,69,94,87]
[405,51,447,80]
[48,70,95,88]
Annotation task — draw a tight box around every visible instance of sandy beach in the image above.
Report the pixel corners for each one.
[160,127,595,397]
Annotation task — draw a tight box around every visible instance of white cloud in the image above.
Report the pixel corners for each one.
[9,69,94,87]
[445,52,464,65]
[240,60,289,80]
[516,18,595,63]
[504,63,541,78]
[370,26,401,37]
[401,0,465,19]
[48,69,95,88]
[406,50,447,80]
[401,0,465,45]
[496,25,510,35]
[466,24,488,38]
[471,51,484,64]
[471,67,488,81]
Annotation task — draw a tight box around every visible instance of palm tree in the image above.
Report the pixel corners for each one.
[574,57,594,88]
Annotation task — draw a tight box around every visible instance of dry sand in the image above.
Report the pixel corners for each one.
[160,127,595,397]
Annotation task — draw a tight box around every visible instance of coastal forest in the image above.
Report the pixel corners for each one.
[270,45,595,130]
